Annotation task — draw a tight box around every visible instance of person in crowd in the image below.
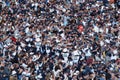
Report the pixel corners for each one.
[0,0,120,80]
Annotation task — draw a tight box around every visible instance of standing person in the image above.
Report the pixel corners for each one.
[0,0,2,12]
[106,69,112,80]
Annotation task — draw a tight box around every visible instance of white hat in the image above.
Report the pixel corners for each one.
[25,38,30,42]
[110,67,113,71]
[22,63,28,68]
[62,8,66,12]
[4,44,8,48]
[21,42,26,47]
[105,39,110,43]
[75,71,79,74]
[73,73,77,76]
[36,38,40,42]
[37,73,42,79]
[30,52,34,55]
[63,48,68,52]
[56,39,60,43]
[12,70,17,75]
[12,52,16,56]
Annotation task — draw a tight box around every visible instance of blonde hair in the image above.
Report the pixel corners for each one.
[9,76,18,80]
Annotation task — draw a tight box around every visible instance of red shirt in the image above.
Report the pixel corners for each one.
[109,0,115,4]
[11,37,17,42]
[78,25,84,33]
[87,58,94,64]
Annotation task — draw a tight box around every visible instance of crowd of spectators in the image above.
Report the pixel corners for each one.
[0,0,120,80]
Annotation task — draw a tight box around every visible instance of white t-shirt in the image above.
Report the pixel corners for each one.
[72,50,81,63]
[62,52,69,62]
[100,41,104,46]
[94,26,99,33]
[85,50,92,57]
[113,49,118,54]
[111,55,118,60]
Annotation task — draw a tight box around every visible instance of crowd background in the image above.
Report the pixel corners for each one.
[0,0,120,80]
